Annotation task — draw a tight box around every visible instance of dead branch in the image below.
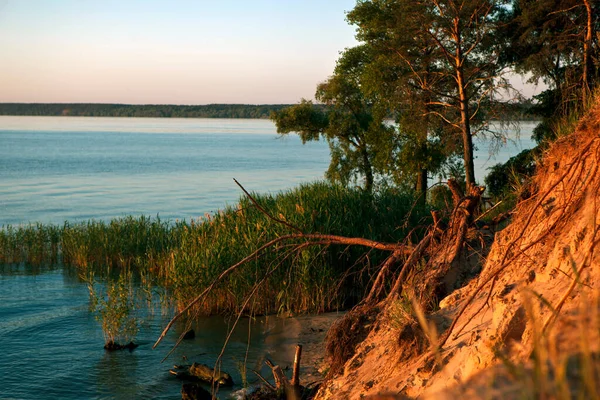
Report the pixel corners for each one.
[265,358,301,399]
[387,231,435,300]
[409,185,485,309]
[291,344,303,387]
[365,249,405,304]
[233,178,304,234]
[252,369,276,391]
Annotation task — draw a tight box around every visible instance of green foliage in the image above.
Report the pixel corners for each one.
[387,294,415,330]
[0,182,431,315]
[271,46,396,192]
[0,223,61,265]
[269,100,327,142]
[505,0,598,99]
[347,0,513,189]
[84,270,139,346]
[485,148,538,199]
[428,185,454,212]
[506,1,599,150]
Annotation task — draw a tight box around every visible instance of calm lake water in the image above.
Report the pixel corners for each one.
[0,116,537,226]
[0,116,537,399]
[0,116,332,227]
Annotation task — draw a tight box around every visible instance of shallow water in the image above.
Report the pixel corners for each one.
[0,264,339,399]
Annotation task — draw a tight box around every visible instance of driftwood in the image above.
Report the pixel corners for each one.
[265,357,302,400]
[291,344,302,387]
[170,362,234,386]
[265,359,289,391]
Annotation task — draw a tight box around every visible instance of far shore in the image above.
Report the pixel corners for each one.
[0,102,539,121]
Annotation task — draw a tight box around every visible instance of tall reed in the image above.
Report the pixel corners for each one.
[0,182,430,315]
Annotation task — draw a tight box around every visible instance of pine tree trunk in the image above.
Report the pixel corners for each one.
[455,49,476,189]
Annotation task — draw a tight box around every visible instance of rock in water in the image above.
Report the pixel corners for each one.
[103,341,138,351]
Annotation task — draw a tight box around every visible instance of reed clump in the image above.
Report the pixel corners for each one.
[0,181,430,315]
[84,269,140,348]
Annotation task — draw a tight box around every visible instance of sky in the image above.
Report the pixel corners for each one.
[0,0,543,105]
[0,0,358,104]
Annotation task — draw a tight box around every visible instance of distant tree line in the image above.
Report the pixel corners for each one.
[0,101,531,122]
[0,103,305,119]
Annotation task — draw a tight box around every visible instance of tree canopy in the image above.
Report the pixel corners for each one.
[348,0,514,189]
[272,46,396,192]
[504,0,599,145]
[275,0,519,194]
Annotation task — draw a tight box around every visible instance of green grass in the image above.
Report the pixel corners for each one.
[0,181,431,315]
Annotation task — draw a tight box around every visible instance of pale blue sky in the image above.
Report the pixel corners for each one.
[0,0,542,105]
[0,0,358,104]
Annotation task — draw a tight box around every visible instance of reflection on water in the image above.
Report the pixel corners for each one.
[0,116,331,226]
[95,350,140,398]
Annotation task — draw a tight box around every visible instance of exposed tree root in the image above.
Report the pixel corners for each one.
[322,179,490,377]
[325,303,381,375]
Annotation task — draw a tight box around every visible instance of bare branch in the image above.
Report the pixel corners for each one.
[234,178,304,234]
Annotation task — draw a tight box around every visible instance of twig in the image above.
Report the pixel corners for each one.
[207,253,287,394]
[452,275,497,340]
[473,199,504,223]
[253,370,276,391]
[154,235,291,350]
[365,249,404,304]
[388,231,434,299]
[210,245,300,375]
